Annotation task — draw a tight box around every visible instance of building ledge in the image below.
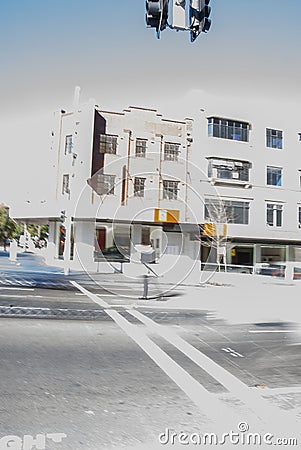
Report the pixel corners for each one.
[209,178,252,188]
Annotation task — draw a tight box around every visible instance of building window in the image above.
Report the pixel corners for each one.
[134,177,146,197]
[266,128,283,149]
[163,180,179,200]
[62,174,70,195]
[65,135,73,154]
[207,158,251,182]
[95,174,116,195]
[266,203,283,227]
[99,134,118,154]
[207,117,249,142]
[205,199,250,225]
[298,206,301,228]
[267,166,282,186]
[164,142,180,161]
[135,139,147,157]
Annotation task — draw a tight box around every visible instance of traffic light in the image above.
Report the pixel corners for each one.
[60,210,66,223]
[146,0,169,37]
[189,0,211,42]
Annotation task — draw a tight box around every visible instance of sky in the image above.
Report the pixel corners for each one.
[1,0,301,205]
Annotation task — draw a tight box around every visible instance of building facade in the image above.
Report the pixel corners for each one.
[194,99,301,268]
[18,100,198,275]
[12,94,301,275]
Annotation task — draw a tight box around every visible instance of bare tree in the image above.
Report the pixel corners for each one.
[201,200,229,272]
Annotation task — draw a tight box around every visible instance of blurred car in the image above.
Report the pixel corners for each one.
[255,262,301,279]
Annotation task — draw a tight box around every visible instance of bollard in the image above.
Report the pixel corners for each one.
[9,240,17,263]
[142,275,149,299]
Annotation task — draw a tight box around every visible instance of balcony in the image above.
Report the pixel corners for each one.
[207,157,252,188]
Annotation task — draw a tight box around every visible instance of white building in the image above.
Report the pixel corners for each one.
[193,98,301,267]
[13,99,199,276]
[12,93,301,275]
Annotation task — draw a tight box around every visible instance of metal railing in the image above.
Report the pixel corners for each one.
[201,263,254,274]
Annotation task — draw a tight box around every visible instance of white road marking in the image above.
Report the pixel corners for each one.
[70,281,109,308]
[97,287,141,291]
[71,282,299,432]
[128,309,298,429]
[248,330,299,333]
[261,386,301,395]
[222,347,244,358]
[0,287,34,291]
[105,308,238,428]
[96,294,118,297]
[0,294,44,298]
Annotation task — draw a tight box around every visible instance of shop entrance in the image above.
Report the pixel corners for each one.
[231,246,253,265]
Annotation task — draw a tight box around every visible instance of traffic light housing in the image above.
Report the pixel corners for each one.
[60,210,66,223]
[189,0,211,42]
[146,0,169,37]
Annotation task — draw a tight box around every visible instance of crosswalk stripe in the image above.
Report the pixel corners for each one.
[105,308,239,429]
[70,281,109,308]
[71,282,300,434]
[128,309,298,431]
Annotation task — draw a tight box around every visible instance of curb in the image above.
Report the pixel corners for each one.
[0,306,111,320]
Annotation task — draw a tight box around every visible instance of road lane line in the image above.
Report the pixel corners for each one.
[0,294,44,298]
[260,386,301,395]
[70,281,109,308]
[72,282,242,426]
[0,287,35,291]
[70,282,299,431]
[128,309,298,429]
[105,309,239,428]
[222,347,244,358]
[248,330,299,333]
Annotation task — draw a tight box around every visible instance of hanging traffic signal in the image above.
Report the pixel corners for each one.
[189,0,211,42]
[201,0,211,32]
[60,210,66,223]
[146,0,169,37]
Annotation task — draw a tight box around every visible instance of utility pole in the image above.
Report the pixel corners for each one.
[63,215,72,276]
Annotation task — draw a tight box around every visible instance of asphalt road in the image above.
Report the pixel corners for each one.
[0,282,300,449]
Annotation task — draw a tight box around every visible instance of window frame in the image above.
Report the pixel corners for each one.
[266,166,283,187]
[134,177,146,197]
[207,117,250,142]
[64,135,73,155]
[164,142,181,162]
[204,198,250,225]
[266,128,283,149]
[266,203,283,227]
[135,138,147,158]
[62,174,70,195]
[207,158,251,182]
[99,134,118,155]
[163,180,179,200]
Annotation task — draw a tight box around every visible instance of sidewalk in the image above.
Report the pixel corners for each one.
[0,248,64,273]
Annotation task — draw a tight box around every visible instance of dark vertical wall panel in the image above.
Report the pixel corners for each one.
[91,110,106,177]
